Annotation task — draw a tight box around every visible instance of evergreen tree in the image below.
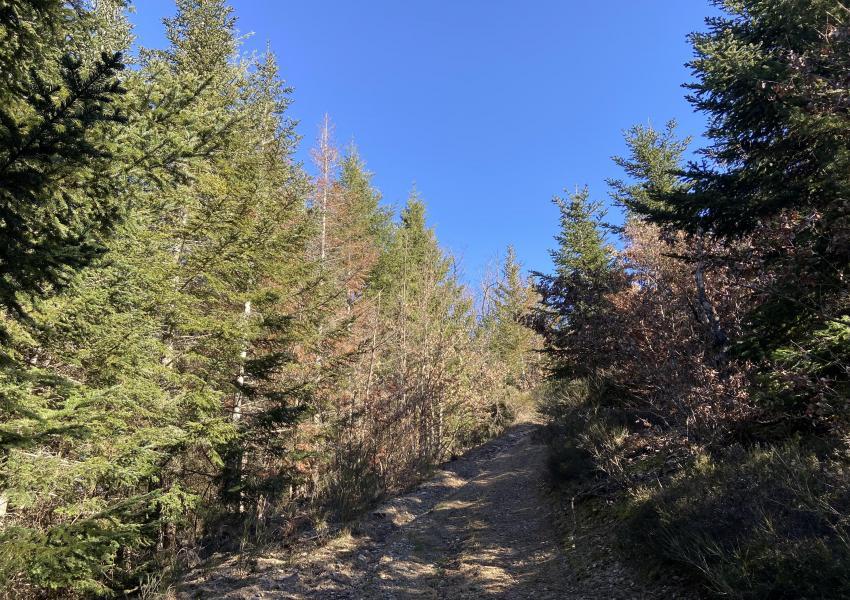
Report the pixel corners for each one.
[482,247,540,390]
[631,1,850,425]
[611,122,730,361]
[0,1,127,317]
[609,120,691,215]
[550,188,612,280]
[0,1,317,593]
[335,147,392,296]
[534,188,619,379]
[369,193,471,477]
[0,3,539,596]
[634,2,850,237]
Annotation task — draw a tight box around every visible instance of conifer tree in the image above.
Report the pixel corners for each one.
[608,120,690,215]
[611,122,730,361]
[0,3,534,596]
[482,247,541,390]
[0,1,127,316]
[367,194,473,478]
[550,189,612,280]
[0,1,317,592]
[335,148,392,297]
[630,1,850,425]
[534,188,618,378]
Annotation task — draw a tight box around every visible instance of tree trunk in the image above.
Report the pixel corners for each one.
[693,235,728,367]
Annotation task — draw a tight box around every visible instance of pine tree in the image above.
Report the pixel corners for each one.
[631,1,850,425]
[534,188,618,379]
[482,247,541,390]
[0,2,127,317]
[550,188,612,280]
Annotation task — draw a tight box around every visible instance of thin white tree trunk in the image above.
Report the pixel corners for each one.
[314,114,337,267]
[233,299,252,422]
[232,299,251,512]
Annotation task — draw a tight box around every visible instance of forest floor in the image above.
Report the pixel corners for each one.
[179,421,689,599]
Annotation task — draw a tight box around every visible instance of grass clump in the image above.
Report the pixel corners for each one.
[622,442,850,599]
[539,376,850,599]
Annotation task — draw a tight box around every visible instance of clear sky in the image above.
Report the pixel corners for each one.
[129,1,720,285]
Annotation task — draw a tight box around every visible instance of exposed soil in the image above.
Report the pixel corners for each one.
[179,422,689,599]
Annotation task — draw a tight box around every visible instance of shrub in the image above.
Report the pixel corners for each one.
[623,442,850,599]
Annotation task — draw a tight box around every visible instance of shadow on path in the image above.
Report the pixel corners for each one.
[181,423,673,599]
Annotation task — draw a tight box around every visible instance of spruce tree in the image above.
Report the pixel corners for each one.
[0,1,316,593]
[482,247,540,390]
[608,120,690,215]
[611,122,730,359]
[632,1,850,424]
[535,188,618,379]
[635,2,850,237]
[0,2,127,317]
[550,188,612,280]
[0,3,539,596]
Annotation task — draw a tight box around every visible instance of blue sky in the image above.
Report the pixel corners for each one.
[129,1,720,285]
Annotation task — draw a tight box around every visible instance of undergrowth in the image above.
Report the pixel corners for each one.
[539,378,850,599]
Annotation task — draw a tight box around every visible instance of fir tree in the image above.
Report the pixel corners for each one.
[608,120,691,215]
[482,247,540,390]
[0,3,544,596]
[631,1,850,425]
[611,122,729,360]
[534,188,619,378]
[0,2,127,317]
[550,188,612,280]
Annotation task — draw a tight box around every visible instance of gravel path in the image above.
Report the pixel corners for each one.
[181,422,683,599]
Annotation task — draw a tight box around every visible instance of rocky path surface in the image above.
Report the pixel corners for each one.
[182,422,682,599]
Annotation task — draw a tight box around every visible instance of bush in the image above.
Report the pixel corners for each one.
[538,377,638,485]
[623,442,850,599]
[547,444,597,482]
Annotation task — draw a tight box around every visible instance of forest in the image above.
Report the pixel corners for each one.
[0,1,542,596]
[0,1,848,599]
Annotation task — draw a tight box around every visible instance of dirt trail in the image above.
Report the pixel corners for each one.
[182,422,678,599]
